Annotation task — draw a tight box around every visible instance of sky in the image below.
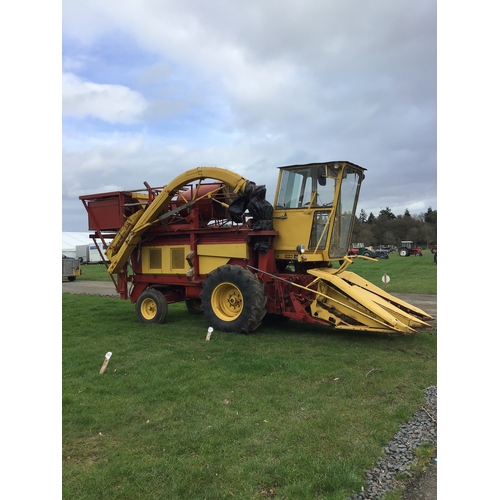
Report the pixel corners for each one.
[61,0,437,231]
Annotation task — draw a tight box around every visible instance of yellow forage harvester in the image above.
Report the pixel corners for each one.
[80,162,434,334]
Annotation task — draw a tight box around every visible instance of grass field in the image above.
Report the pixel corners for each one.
[63,254,436,499]
[341,250,436,295]
[78,250,437,295]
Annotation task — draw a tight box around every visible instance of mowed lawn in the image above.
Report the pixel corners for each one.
[63,252,436,500]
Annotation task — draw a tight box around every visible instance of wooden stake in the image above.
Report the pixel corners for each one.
[99,352,112,374]
[206,327,213,341]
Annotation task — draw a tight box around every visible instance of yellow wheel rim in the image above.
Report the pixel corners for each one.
[211,282,243,321]
[141,298,158,320]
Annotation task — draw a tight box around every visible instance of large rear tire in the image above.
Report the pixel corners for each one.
[136,289,168,324]
[200,265,267,333]
[399,247,409,257]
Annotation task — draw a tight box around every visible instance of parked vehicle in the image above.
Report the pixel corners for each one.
[349,244,389,259]
[398,241,423,257]
[362,246,389,259]
[347,242,365,255]
[80,162,433,335]
[76,242,109,264]
[62,254,82,281]
[380,244,398,253]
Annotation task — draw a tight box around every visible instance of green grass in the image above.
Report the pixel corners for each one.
[78,263,115,281]
[345,250,436,295]
[63,292,437,500]
[79,250,437,295]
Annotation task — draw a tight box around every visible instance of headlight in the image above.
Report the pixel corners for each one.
[296,244,305,254]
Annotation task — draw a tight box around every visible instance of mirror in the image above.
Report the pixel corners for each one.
[317,165,326,186]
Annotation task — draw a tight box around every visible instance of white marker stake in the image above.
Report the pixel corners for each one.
[206,327,214,341]
[382,274,390,290]
[99,352,113,374]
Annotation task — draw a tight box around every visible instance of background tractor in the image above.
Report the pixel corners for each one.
[81,162,433,335]
[361,246,389,259]
[348,243,388,259]
[398,241,423,257]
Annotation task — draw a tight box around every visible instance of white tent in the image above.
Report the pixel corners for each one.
[62,232,93,257]
[62,232,112,262]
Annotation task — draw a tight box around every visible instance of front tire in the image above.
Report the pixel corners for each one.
[200,265,267,333]
[136,289,168,324]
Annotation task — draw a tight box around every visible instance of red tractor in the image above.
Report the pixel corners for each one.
[398,241,422,257]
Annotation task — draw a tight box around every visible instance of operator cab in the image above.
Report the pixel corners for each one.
[276,163,336,209]
[273,161,365,261]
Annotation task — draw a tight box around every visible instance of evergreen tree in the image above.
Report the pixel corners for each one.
[359,209,367,223]
[378,207,396,220]
[424,206,437,224]
[367,212,375,224]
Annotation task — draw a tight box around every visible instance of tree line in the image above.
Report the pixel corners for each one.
[351,206,437,248]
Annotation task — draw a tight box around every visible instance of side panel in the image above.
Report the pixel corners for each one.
[141,245,191,274]
[141,243,249,275]
[272,210,330,261]
[199,256,233,274]
[198,243,249,275]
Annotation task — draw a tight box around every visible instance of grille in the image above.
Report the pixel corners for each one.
[171,248,185,270]
[149,248,162,269]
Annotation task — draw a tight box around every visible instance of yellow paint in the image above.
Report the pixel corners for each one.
[272,209,332,261]
[141,245,191,274]
[197,243,248,259]
[307,268,433,334]
[211,281,243,321]
[199,256,231,274]
[273,252,326,262]
[272,210,314,251]
[106,208,145,259]
[197,244,248,274]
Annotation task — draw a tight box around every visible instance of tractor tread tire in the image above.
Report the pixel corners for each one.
[200,265,267,333]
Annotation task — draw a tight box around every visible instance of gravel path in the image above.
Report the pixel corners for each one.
[349,387,437,500]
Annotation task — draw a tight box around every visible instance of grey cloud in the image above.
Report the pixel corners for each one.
[62,0,436,230]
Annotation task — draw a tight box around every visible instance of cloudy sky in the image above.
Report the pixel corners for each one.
[62,0,437,231]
